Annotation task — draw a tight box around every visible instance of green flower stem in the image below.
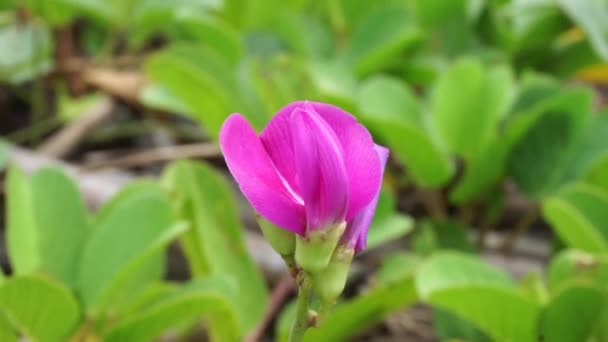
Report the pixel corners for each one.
[289,274,313,342]
[316,300,333,326]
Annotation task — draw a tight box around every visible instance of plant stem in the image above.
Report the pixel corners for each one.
[289,274,312,342]
[316,300,333,326]
[500,207,539,254]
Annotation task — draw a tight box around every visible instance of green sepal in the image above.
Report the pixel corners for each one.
[313,245,354,304]
[295,222,346,274]
[256,215,296,260]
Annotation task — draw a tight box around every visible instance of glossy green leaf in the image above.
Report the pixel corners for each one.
[356,76,453,187]
[586,154,608,193]
[560,115,608,183]
[431,59,514,159]
[145,44,243,140]
[449,138,510,203]
[6,167,39,276]
[31,168,90,287]
[344,5,420,77]
[309,59,356,107]
[139,84,193,115]
[539,284,606,342]
[356,75,422,124]
[548,249,608,291]
[6,167,89,287]
[507,88,593,199]
[173,11,243,66]
[412,220,477,255]
[434,308,490,342]
[542,183,608,253]
[103,276,241,342]
[162,161,267,333]
[0,18,53,84]
[78,184,184,315]
[417,252,540,342]
[366,214,414,250]
[0,275,80,342]
[0,313,17,342]
[558,0,608,61]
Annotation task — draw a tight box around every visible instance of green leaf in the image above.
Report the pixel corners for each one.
[366,214,414,250]
[449,139,510,203]
[6,167,89,287]
[0,18,53,84]
[560,115,608,183]
[434,308,491,342]
[431,59,514,159]
[412,220,477,255]
[344,5,421,77]
[558,0,608,61]
[375,252,422,286]
[0,313,17,342]
[162,161,267,333]
[0,275,80,342]
[507,88,593,199]
[356,75,422,124]
[416,252,540,342]
[139,84,193,115]
[542,183,608,253]
[539,284,606,342]
[6,167,39,275]
[78,184,184,315]
[173,11,243,66]
[409,0,478,55]
[30,168,89,287]
[309,59,356,108]
[548,249,608,291]
[145,44,244,140]
[356,76,453,188]
[103,276,241,342]
[586,154,608,193]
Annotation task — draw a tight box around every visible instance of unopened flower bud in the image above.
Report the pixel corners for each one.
[313,245,354,304]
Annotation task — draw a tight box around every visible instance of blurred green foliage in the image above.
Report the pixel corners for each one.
[1,0,608,341]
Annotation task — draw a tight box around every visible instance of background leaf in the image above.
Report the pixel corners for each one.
[162,161,267,333]
[6,167,89,288]
[356,76,454,187]
[344,5,420,77]
[0,275,80,342]
[416,252,540,342]
[78,183,183,316]
[103,276,241,342]
[539,284,606,342]
[430,59,514,159]
[542,183,608,253]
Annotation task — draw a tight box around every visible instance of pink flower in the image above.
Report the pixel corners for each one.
[219,101,388,253]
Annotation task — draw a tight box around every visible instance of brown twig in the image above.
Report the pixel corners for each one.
[37,96,114,158]
[244,273,295,342]
[499,207,539,254]
[421,189,446,219]
[81,143,221,171]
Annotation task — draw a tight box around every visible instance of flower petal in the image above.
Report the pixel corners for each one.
[259,103,303,196]
[304,102,382,220]
[343,145,389,253]
[290,105,349,230]
[264,101,381,220]
[219,114,305,235]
